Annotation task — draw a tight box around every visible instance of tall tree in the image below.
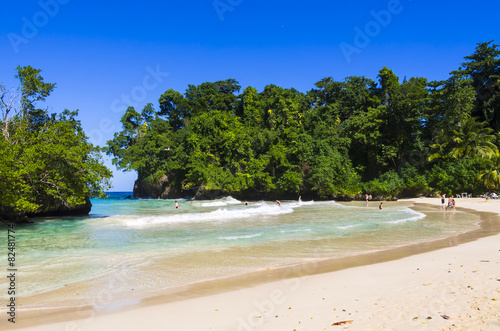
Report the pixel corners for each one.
[14,65,56,131]
[452,40,500,130]
[479,150,500,190]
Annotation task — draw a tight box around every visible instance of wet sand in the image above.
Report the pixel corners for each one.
[3,198,500,330]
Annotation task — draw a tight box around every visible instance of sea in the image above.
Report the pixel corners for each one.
[0,192,485,310]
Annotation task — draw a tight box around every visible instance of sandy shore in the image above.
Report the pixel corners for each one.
[4,198,500,330]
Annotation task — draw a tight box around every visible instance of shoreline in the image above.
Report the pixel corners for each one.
[3,198,500,330]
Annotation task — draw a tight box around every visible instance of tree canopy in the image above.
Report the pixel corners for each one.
[107,41,500,199]
[0,66,112,222]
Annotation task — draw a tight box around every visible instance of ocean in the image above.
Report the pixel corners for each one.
[0,193,483,310]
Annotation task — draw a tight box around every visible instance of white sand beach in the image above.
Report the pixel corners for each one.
[5,198,500,331]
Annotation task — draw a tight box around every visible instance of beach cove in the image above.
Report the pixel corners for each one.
[1,197,499,330]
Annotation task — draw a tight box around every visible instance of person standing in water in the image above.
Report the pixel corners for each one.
[379,202,383,210]
[441,193,446,210]
[446,196,454,211]
[175,201,178,209]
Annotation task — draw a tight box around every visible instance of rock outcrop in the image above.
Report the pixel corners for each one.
[1,196,92,223]
[133,175,183,199]
[28,197,92,218]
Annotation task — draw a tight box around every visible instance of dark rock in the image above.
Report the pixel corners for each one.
[1,196,93,223]
[134,175,184,199]
[28,196,92,218]
[194,186,222,200]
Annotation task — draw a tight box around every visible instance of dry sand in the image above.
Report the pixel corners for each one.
[4,198,500,330]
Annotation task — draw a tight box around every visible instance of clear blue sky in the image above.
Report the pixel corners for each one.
[1,0,498,191]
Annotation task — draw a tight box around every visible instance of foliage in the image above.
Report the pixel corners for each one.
[363,171,404,199]
[429,116,497,161]
[107,41,500,199]
[452,40,500,130]
[0,67,112,221]
[479,150,500,190]
[427,157,486,196]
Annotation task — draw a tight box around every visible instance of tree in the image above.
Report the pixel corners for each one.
[379,75,431,172]
[0,84,19,139]
[15,65,56,131]
[0,67,112,222]
[479,150,500,190]
[429,116,497,161]
[452,40,500,130]
[158,89,189,131]
[378,66,399,105]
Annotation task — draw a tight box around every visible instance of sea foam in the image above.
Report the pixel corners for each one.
[218,233,262,240]
[121,203,293,227]
[201,196,242,207]
[386,207,426,224]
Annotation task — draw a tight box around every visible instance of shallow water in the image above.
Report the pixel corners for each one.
[0,193,482,309]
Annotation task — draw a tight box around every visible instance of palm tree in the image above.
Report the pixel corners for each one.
[429,116,497,161]
[450,117,497,158]
[479,150,500,190]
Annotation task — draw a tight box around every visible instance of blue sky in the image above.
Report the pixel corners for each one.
[1,0,498,191]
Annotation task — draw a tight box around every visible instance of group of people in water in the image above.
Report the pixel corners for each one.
[173,196,303,209]
[365,194,383,209]
[174,195,390,209]
[440,194,456,211]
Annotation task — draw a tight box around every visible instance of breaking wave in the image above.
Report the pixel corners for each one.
[121,203,294,227]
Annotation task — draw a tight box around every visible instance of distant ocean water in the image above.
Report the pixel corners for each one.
[2,193,482,309]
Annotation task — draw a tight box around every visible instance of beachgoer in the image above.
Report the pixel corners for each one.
[452,198,456,211]
[244,201,249,206]
[365,194,369,207]
[298,196,302,203]
[446,196,453,210]
[441,194,446,209]
[175,201,178,209]
[379,202,383,210]
[276,200,281,206]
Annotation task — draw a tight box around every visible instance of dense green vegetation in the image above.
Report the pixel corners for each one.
[104,40,496,200]
[0,66,112,222]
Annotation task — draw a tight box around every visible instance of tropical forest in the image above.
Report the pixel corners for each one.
[107,41,500,201]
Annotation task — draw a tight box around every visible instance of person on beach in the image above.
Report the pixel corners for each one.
[175,201,178,209]
[298,196,302,203]
[441,194,446,209]
[365,194,369,207]
[446,196,454,211]
[452,197,456,210]
[276,200,281,206]
[244,201,249,206]
[379,202,383,210]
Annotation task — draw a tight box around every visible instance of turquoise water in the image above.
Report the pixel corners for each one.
[0,193,482,308]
